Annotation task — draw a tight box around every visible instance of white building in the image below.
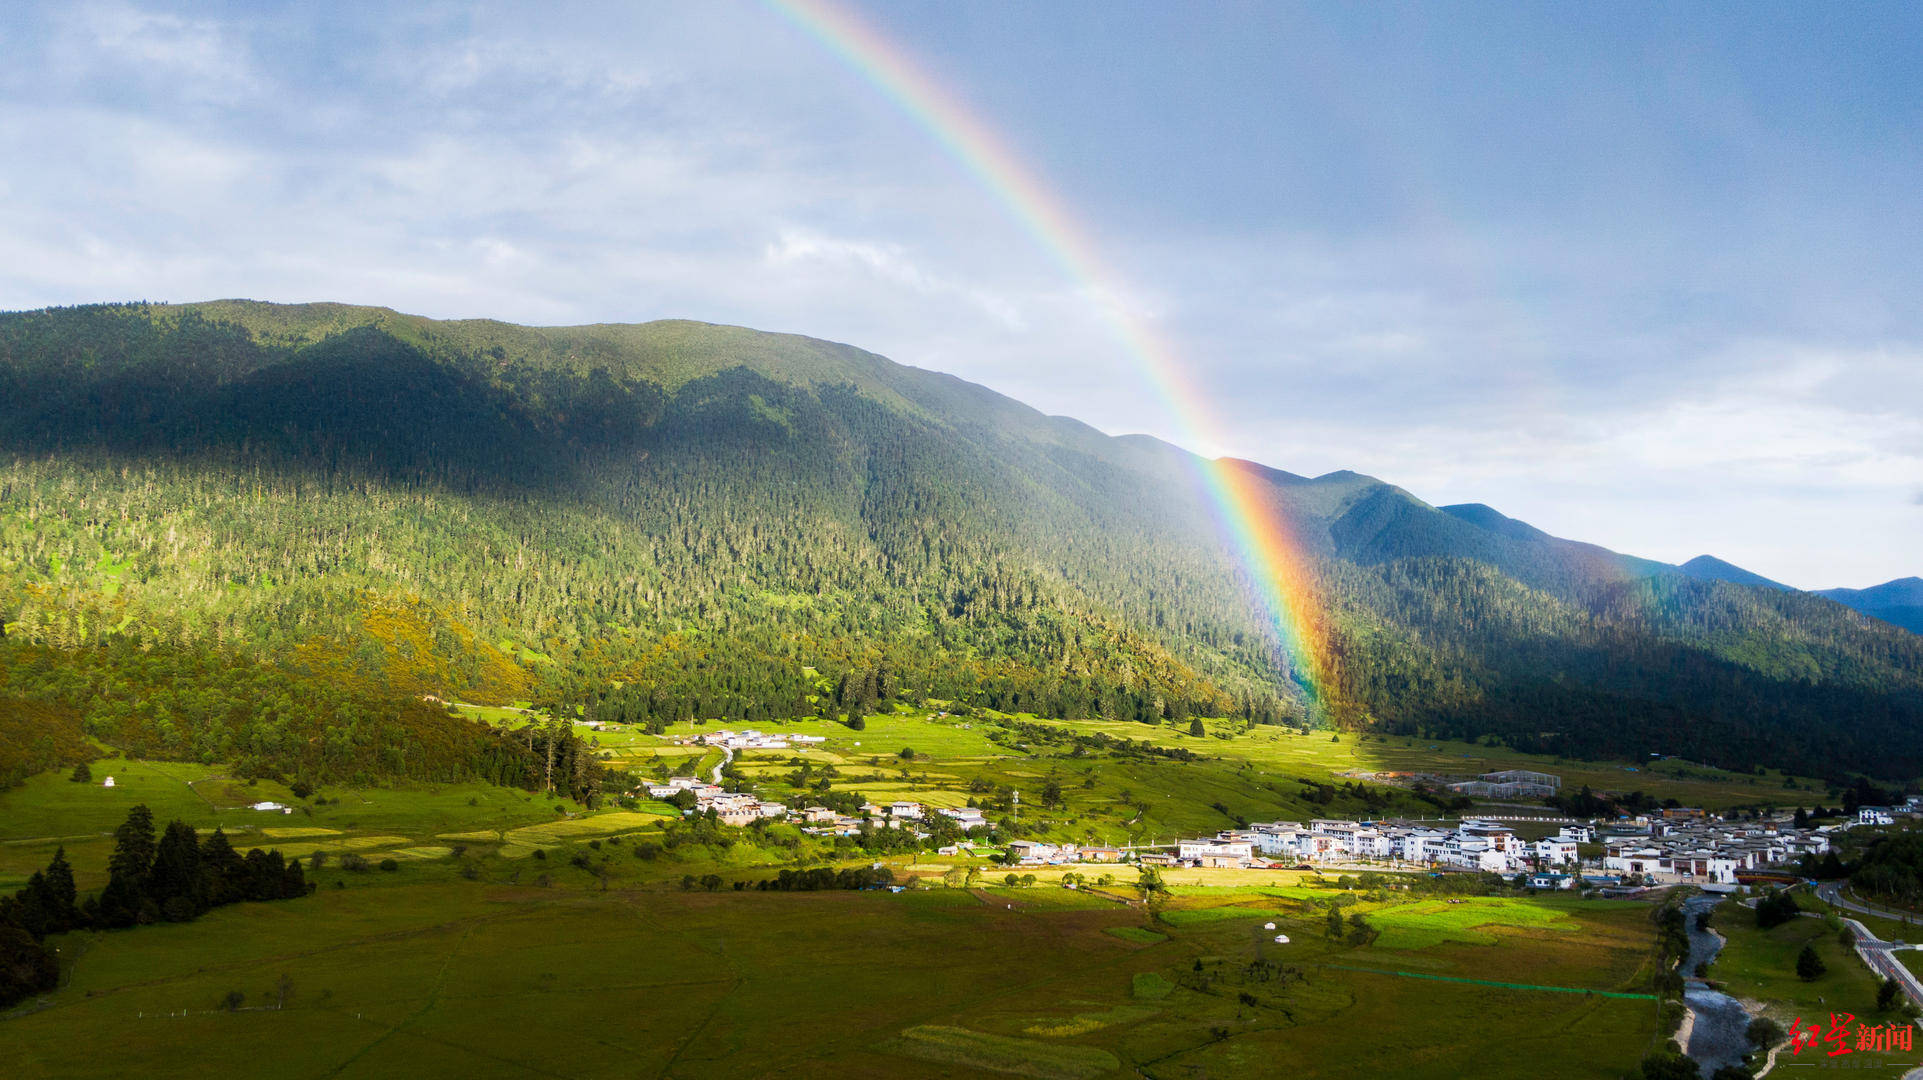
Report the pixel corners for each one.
[1176,839,1254,867]
[1534,838,1580,866]
[938,807,987,829]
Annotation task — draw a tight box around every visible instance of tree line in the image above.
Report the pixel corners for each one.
[0,804,313,1009]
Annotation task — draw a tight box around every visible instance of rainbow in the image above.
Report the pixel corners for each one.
[767,0,1330,706]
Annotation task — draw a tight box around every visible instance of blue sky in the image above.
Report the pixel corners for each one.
[1,1,1917,587]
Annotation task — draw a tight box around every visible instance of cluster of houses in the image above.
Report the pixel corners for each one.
[645,776,789,826]
[637,750,1911,889]
[1000,840,1126,865]
[1596,810,1841,885]
[675,729,829,751]
[641,782,1002,838]
[1142,807,1861,889]
[1150,818,1580,874]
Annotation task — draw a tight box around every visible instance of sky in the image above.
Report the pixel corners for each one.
[1,1,1918,588]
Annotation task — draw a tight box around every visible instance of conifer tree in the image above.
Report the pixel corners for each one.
[201,828,244,906]
[150,820,206,920]
[95,804,158,927]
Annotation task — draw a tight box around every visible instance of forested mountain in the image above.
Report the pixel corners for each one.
[1819,578,1923,635]
[2,301,1920,782]
[1678,555,1792,592]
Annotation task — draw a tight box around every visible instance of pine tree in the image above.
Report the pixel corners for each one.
[35,848,79,934]
[150,820,206,920]
[201,828,244,906]
[95,804,158,927]
[1796,944,1827,981]
[280,857,310,899]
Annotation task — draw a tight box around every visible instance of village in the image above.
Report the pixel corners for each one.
[634,754,1918,890]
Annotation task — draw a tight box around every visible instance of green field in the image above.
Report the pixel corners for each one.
[5,875,1668,1079]
[0,703,1837,1079]
[1704,897,1916,1072]
[620,706,1818,854]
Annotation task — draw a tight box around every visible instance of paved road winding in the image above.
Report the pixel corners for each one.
[1813,883,1923,1020]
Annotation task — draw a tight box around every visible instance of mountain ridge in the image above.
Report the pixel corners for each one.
[1818,577,1923,635]
[3,299,1919,779]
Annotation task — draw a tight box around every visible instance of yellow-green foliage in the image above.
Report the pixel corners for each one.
[1158,905,1291,927]
[1131,971,1175,999]
[1024,1005,1158,1037]
[503,810,672,844]
[887,1025,1120,1080]
[1367,898,1582,950]
[273,835,412,858]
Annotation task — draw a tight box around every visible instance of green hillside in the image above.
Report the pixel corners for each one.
[3,300,1920,783]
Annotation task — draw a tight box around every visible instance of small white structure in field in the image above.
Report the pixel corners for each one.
[1264,922,1276,930]
[250,801,292,814]
[1274,934,1290,944]
[102,777,115,788]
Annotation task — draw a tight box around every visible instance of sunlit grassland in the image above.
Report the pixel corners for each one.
[5,873,1664,1080]
[1028,716,1814,811]
[0,755,579,888]
[0,700,1808,1078]
[1,698,1815,906]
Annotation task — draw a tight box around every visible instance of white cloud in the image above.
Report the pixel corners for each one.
[60,3,261,104]
[0,3,1916,586]
[763,229,1026,330]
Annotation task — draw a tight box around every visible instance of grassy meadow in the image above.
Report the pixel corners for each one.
[1704,895,1918,1072]
[0,703,1850,1077]
[5,872,1668,1079]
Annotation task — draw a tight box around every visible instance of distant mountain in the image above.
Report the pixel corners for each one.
[1818,577,1923,635]
[2,300,1920,780]
[1678,555,1792,592]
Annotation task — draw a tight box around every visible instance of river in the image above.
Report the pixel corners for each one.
[1680,894,1754,1076]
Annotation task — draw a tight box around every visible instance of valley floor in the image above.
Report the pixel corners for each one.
[7,879,1661,1080]
[0,707,1839,1077]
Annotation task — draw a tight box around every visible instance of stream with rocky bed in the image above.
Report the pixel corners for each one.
[1680,894,1756,1076]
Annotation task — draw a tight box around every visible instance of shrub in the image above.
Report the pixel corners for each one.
[378,858,399,872]
[339,853,370,872]
[1755,889,1800,929]
[1747,1016,1785,1049]
[1796,944,1827,981]
[69,762,92,783]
